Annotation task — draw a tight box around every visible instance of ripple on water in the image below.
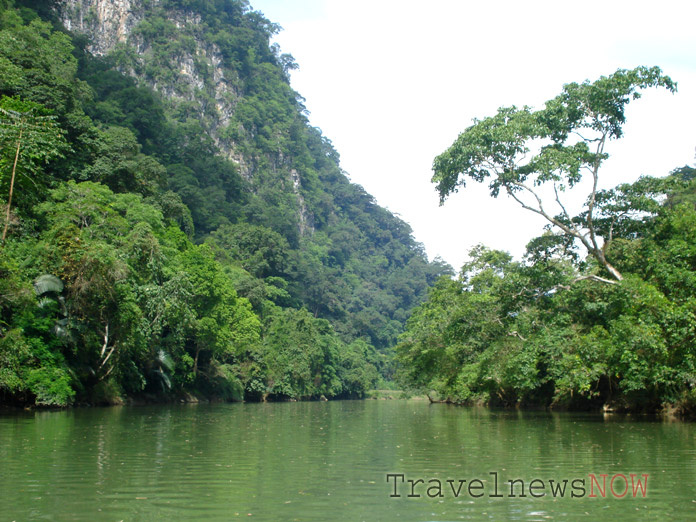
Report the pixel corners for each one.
[0,402,694,521]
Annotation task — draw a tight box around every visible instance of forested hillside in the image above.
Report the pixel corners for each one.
[0,0,450,407]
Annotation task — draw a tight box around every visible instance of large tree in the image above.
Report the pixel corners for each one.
[432,66,676,281]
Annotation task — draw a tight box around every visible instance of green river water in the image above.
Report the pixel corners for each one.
[0,400,694,521]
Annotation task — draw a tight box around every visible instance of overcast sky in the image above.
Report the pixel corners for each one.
[251,0,696,270]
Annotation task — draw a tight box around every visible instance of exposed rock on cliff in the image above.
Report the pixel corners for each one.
[58,0,141,56]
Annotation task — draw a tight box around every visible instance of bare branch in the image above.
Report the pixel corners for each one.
[574,274,618,285]
[572,130,602,143]
[99,343,117,370]
[553,182,571,222]
[545,273,619,296]
[586,133,607,253]
[99,323,109,358]
[98,364,115,382]
[505,180,594,251]
[508,331,527,341]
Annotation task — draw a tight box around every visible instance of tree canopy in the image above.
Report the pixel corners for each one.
[432,67,676,281]
[396,70,696,414]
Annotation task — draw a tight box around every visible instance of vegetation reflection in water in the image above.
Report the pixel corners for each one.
[1,400,694,521]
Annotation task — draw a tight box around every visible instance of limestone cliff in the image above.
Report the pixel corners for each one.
[58,0,141,56]
[57,0,244,163]
[56,0,314,232]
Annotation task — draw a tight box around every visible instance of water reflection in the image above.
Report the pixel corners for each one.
[0,401,694,521]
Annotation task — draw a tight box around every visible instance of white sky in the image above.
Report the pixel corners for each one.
[251,0,696,270]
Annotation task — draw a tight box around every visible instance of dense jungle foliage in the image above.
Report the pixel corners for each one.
[2,1,691,417]
[396,65,696,415]
[0,0,450,406]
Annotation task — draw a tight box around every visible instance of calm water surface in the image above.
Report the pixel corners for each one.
[0,400,694,521]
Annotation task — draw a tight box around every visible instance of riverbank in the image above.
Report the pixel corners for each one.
[2,400,694,520]
[3,388,693,421]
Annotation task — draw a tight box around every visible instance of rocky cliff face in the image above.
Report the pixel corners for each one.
[56,0,311,231]
[57,1,246,175]
[57,0,141,56]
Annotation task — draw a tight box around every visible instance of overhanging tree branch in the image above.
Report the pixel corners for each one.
[432,67,677,282]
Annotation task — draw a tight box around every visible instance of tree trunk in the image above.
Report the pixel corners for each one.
[2,129,22,244]
[594,248,623,281]
[193,346,201,376]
